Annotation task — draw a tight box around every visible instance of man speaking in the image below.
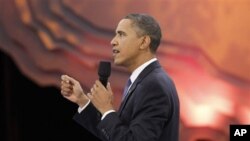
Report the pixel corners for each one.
[60,13,180,141]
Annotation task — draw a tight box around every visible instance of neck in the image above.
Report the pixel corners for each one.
[127,54,155,73]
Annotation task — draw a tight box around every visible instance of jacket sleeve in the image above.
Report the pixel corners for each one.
[73,103,104,140]
[97,83,171,141]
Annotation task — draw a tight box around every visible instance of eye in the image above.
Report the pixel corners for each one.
[117,31,126,37]
[118,33,123,36]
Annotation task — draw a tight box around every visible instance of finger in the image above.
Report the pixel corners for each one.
[61,79,69,85]
[61,90,71,97]
[92,84,102,97]
[61,81,72,88]
[106,82,113,95]
[61,75,76,85]
[61,83,73,90]
[93,83,97,89]
[90,88,94,94]
[61,79,71,87]
[87,93,93,100]
[61,86,73,93]
[95,80,106,90]
[61,81,74,92]
[61,75,70,82]
[95,80,106,91]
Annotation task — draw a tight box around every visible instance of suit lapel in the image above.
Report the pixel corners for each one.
[118,61,161,116]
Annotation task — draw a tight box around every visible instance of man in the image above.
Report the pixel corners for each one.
[61,13,179,141]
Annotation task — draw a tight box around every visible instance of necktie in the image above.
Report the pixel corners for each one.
[122,79,131,100]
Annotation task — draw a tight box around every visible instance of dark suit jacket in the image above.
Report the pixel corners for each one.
[73,61,179,141]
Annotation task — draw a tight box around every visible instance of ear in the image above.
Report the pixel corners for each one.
[140,35,151,50]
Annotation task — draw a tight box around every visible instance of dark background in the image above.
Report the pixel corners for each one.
[1,0,250,141]
[0,50,100,141]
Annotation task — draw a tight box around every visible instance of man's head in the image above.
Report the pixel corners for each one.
[123,13,162,53]
[111,13,162,72]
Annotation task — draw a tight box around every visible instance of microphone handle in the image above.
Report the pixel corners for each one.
[99,77,108,87]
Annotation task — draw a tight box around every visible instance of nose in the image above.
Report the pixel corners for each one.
[110,37,117,47]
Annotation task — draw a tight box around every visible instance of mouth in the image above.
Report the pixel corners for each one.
[112,49,120,56]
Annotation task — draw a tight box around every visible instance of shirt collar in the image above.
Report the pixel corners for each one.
[129,58,157,84]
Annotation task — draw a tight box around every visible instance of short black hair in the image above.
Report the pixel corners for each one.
[124,13,162,53]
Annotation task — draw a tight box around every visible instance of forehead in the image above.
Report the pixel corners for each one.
[116,19,134,32]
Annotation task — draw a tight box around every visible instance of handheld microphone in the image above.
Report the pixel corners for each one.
[98,61,111,87]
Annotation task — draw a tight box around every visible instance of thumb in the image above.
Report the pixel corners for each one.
[106,82,113,95]
[62,75,78,85]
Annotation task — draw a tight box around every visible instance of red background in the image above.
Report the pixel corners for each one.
[0,0,249,141]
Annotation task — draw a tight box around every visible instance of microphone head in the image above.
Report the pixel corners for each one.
[98,61,111,78]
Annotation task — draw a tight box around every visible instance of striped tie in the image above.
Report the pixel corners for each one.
[122,79,131,100]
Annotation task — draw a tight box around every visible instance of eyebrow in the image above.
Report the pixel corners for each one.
[116,30,126,35]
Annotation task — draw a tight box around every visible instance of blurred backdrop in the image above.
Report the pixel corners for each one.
[0,0,250,141]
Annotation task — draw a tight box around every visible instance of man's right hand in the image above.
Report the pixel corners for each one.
[60,75,89,107]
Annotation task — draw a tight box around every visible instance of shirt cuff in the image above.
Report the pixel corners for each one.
[77,100,91,113]
[101,110,115,120]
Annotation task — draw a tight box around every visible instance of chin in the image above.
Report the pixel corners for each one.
[113,59,123,66]
[114,61,121,66]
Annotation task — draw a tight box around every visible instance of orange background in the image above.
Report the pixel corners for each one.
[0,0,250,141]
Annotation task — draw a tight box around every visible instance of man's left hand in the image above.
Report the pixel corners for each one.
[87,80,114,115]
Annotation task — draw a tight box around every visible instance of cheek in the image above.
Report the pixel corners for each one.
[119,38,139,57]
